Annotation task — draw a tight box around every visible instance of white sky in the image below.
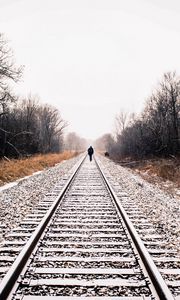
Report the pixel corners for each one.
[1,0,180,139]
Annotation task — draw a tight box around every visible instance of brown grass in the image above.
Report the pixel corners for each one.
[0,151,80,186]
[132,158,180,187]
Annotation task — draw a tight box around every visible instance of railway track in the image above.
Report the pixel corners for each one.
[0,155,179,299]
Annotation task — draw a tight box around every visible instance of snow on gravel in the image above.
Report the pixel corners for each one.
[97,155,180,255]
[0,154,82,245]
[0,153,179,255]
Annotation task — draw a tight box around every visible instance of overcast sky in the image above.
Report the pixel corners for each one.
[1,0,180,139]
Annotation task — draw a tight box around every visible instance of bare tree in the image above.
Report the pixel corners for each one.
[110,72,180,159]
[0,34,22,85]
[160,72,180,152]
[0,34,68,157]
[0,33,23,114]
[38,104,67,153]
[94,134,114,153]
[114,111,130,144]
[65,132,87,151]
[0,94,67,157]
[0,33,23,157]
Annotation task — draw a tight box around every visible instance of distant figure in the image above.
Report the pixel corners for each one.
[88,146,94,161]
[104,152,109,157]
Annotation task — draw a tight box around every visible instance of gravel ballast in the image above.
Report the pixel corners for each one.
[0,155,83,245]
[97,155,180,255]
[0,154,179,255]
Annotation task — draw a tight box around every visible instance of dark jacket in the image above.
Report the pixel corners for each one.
[88,146,94,155]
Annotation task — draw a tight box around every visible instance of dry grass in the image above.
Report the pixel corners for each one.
[133,157,180,187]
[0,151,79,186]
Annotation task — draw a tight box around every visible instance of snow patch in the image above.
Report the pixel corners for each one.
[0,170,43,192]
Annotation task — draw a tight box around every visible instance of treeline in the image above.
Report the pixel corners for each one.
[64,132,88,152]
[95,72,180,159]
[0,97,67,157]
[0,33,67,158]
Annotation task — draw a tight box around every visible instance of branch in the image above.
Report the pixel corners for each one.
[6,141,22,157]
[9,131,33,142]
[0,127,11,134]
[0,112,8,117]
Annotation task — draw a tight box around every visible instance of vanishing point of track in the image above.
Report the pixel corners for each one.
[0,155,179,299]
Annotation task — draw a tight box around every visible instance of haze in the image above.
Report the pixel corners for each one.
[1,0,180,139]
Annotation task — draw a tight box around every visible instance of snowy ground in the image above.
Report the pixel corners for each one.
[97,155,180,255]
[0,155,82,245]
[0,154,179,255]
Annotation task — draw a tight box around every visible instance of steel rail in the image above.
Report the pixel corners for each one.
[94,156,175,300]
[0,154,87,300]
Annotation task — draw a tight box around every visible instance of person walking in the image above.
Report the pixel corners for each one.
[88,146,94,161]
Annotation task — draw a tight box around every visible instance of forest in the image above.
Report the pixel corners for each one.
[0,33,86,158]
[95,71,180,159]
